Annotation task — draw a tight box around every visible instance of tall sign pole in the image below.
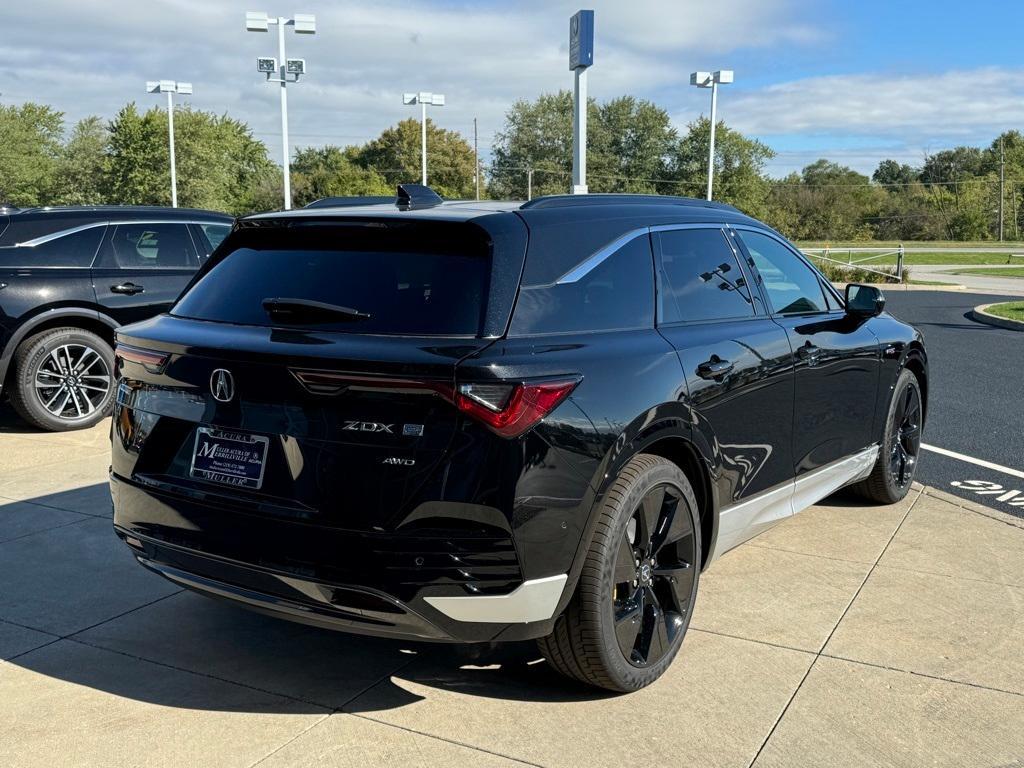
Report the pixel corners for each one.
[569,10,594,195]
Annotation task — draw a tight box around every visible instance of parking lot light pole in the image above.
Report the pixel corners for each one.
[146,81,192,208]
[246,11,316,210]
[690,70,733,201]
[403,92,445,186]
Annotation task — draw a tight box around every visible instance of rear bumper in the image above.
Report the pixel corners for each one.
[111,472,567,643]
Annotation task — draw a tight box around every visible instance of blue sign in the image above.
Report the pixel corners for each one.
[569,9,594,71]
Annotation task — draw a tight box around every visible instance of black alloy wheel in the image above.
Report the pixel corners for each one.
[888,383,922,489]
[856,368,923,504]
[538,454,702,692]
[612,482,697,667]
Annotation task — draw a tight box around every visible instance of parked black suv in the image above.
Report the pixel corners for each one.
[0,206,232,430]
[111,189,927,692]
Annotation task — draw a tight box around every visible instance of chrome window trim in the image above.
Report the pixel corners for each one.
[4,219,228,249]
[553,222,724,286]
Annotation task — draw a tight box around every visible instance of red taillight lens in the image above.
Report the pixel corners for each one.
[114,344,169,374]
[455,378,581,438]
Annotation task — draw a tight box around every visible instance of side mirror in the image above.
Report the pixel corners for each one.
[845,283,886,318]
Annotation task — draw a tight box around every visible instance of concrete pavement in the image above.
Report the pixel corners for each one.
[1,418,1023,767]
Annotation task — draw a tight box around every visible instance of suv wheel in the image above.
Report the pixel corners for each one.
[855,368,923,503]
[9,327,115,432]
[538,454,701,692]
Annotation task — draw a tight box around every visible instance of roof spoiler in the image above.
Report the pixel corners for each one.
[396,184,443,211]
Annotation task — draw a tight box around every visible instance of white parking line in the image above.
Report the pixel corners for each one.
[921,443,1024,481]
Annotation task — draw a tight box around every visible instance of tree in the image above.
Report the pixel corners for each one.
[767,160,882,240]
[105,103,276,214]
[489,91,580,199]
[588,96,677,194]
[872,160,919,187]
[0,103,64,206]
[57,116,110,205]
[291,145,392,206]
[350,118,476,199]
[671,117,775,218]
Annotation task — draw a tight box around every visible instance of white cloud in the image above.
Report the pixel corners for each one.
[0,0,822,155]
[725,67,1024,140]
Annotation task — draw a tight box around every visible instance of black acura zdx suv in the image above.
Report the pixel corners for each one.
[0,205,233,431]
[111,187,927,692]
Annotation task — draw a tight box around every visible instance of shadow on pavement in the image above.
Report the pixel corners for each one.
[2,483,610,712]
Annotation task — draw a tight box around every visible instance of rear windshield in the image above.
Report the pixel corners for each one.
[171,220,491,336]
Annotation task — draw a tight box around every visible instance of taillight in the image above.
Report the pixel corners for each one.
[455,378,581,438]
[114,344,169,374]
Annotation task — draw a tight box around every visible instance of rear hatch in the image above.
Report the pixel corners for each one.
[114,215,527,534]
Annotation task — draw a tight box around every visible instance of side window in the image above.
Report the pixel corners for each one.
[738,230,827,315]
[656,228,755,323]
[197,223,231,254]
[509,234,654,336]
[6,226,105,268]
[110,223,198,269]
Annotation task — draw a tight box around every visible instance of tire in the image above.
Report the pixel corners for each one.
[9,327,115,432]
[538,454,702,692]
[855,368,923,504]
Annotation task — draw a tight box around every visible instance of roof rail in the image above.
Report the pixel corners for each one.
[519,194,740,213]
[303,196,395,209]
[396,183,444,210]
[0,203,20,214]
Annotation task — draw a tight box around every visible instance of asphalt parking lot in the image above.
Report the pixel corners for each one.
[1,417,1023,767]
[882,290,1024,519]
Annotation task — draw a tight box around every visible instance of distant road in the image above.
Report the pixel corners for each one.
[905,265,1024,295]
[882,290,1024,518]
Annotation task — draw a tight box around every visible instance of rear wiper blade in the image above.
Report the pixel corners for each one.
[261,297,372,323]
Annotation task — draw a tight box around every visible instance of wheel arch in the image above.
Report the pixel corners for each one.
[0,307,118,391]
[903,345,928,424]
[585,406,720,574]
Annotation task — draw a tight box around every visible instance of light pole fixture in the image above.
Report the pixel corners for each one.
[690,69,733,201]
[246,11,316,210]
[403,92,445,187]
[146,80,192,208]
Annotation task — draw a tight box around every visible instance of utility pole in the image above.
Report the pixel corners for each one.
[474,117,480,200]
[999,136,1005,242]
[527,168,533,201]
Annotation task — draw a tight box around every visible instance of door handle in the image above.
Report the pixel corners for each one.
[798,342,822,365]
[111,282,145,295]
[697,357,734,380]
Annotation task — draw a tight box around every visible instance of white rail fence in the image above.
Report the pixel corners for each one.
[801,246,906,283]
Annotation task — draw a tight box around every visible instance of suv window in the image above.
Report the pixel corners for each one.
[197,223,231,254]
[173,222,490,336]
[0,226,106,268]
[110,223,198,269]
[738,230,827,315]
[656,228,755,323]
[509,233,654,336]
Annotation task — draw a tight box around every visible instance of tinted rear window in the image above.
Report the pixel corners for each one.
[0,226,104,268]
[172,221,491,336]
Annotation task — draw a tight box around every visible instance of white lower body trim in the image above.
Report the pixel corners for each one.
[423,574,568,624]
[711,445,879,562]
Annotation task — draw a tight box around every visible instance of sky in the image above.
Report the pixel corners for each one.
[2,0,1024,178]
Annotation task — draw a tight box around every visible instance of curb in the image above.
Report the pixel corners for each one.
[971,303,1024,331]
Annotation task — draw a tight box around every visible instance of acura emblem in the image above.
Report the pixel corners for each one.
[211,369,235,403]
